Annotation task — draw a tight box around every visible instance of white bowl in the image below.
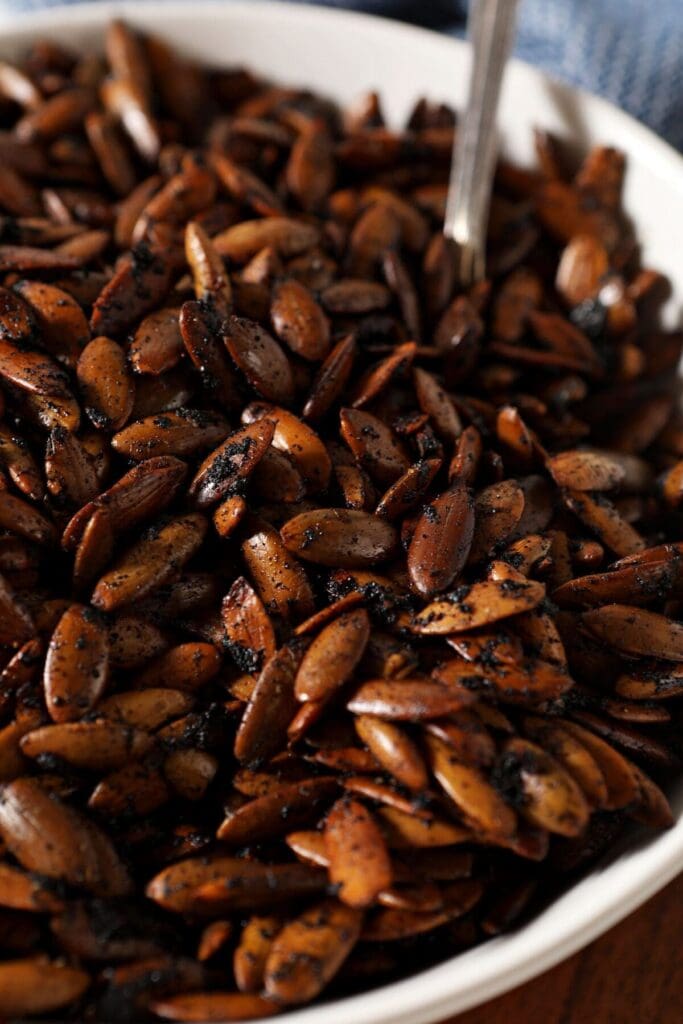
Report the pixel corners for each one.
[1,3,682,1022]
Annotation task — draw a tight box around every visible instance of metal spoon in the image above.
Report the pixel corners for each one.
[444,0,520,285]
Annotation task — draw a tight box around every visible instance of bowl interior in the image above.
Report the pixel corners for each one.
[0,4,682,1023]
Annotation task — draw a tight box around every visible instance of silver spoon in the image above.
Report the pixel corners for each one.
[444,0,520,285]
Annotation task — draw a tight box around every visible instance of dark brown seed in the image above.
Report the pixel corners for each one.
[0,32,678,1018]
[189,419,275,507]
[469,479,525,562]
[213,152,283,216]
[0,491,56,547]
[90,224,174,336]
[286,122,335,212]
[340,408,408,485]
[85,111,137,196]
[321,278,392,314]
[63,456,186,551]
[303,333,356,421]
[113,408,230,460]
[502,737,590,836]
[223,576,276,678]
[361,880,483,941]
[234,643,302,764]
[101,77,159,162]
[0,777,129,893]
[408,485,474,597]
[224,315,295,404]
[216,778,338,845]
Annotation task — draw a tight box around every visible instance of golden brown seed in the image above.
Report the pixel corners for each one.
[77,336,134,431]
[234,916,281,993]
[559,720,639,810]
[14,279,90,369]
[282,508,398,567]
[378,805,472,848]
[295,608,370,702]
[523,716,608,808]
[264,899,362,1005]
[348,677,472,720]
[21,721,152,772]
[243,402,332,493]
[132,643,220,692]
[130,307,184,375]
[214,217,320,262]
[242,519,315,622]
[151,992,280,1021]
[271,278,330,361]
[355,715,428,791]
[426,734,517,842]
[91,514,207,611]
[185,221,232,318]
[324,797,392,907]
[0,958,90,1018]
[412,575,545,634]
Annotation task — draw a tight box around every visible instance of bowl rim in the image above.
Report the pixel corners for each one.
[1,4,682,1023]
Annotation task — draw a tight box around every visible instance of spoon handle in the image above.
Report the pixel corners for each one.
[444,0,520,284]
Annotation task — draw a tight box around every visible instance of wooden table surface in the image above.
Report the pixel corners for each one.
[447,871,683,1024]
